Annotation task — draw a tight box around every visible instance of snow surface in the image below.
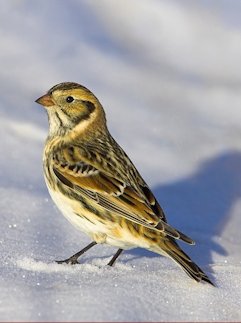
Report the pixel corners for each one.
[1,0,241,321]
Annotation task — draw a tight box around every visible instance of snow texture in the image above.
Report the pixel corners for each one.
[0,0,241,321]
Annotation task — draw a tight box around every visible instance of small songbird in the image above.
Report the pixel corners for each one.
[36,82,213,285]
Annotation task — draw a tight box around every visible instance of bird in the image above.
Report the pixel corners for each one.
[35,82,213,285]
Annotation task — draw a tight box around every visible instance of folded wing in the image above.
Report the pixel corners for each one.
[52,145,194,244]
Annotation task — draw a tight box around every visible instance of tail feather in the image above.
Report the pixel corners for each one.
[161,239,214,286]
[156,222,195,245]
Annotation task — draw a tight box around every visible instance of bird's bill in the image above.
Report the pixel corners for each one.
[35,94,54,107]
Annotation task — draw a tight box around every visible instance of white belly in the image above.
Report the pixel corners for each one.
[47,185,136,248]
[48,186,101,235]
[46,183,153,251]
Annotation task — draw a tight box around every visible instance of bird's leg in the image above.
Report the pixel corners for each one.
[107,249,123,266]
[56,241,97,265]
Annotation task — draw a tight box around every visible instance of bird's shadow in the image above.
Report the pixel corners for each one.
[126,151,241,270]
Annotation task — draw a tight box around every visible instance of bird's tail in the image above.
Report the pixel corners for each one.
[155,239,214,285]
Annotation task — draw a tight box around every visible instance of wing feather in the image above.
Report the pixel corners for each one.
[52,145,194,244]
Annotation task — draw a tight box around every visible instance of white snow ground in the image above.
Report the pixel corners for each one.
[0,0,241,321]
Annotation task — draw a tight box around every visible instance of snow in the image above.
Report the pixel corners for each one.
[1,0,241,321]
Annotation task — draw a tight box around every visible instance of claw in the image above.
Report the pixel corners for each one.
[55,257,79,265]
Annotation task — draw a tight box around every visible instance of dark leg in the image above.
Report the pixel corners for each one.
[107,249,123,266]
[56,241,97,265]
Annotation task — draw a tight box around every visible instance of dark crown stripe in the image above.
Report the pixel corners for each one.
[48,82,91,94]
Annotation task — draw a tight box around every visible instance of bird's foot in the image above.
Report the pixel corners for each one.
[55,257,79,265]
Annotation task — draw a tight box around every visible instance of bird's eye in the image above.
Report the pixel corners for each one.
[66,96,74,103]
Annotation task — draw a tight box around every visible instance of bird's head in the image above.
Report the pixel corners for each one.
[35,82,106,137]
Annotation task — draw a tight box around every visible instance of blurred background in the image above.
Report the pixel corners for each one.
[1,0,241,248]
[1,1,241,321]
[2,0,241,229]
[1,0,241,249]
[1,0,241,184]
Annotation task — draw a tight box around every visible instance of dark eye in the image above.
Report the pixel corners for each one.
[66,96,74,103]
